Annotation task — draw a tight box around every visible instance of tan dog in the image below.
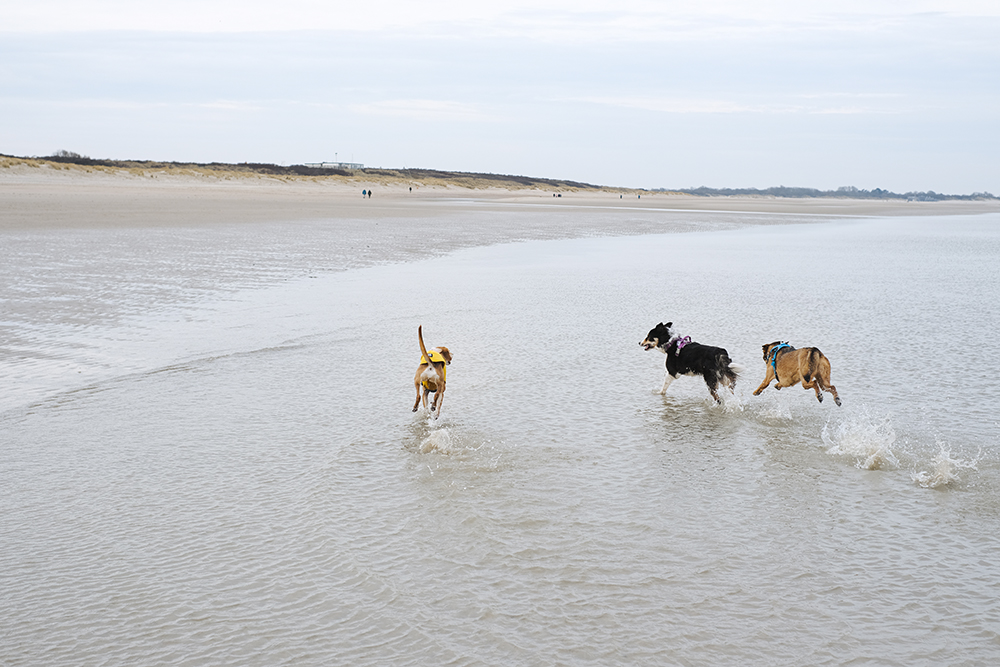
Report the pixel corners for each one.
[753,341,841,406]
[412,325,452,418]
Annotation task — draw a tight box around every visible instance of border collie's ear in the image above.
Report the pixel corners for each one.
[665,322,673,328]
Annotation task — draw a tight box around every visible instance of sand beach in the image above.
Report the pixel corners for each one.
[4,156,997,240]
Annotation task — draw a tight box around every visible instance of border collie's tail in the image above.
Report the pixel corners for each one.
[721,354,742,388]
[418,325,443,383]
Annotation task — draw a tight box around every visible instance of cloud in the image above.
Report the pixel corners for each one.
[570,94,904,115]
[5,1,1000,34]
[349,99,491,122]
[2,97,268,113]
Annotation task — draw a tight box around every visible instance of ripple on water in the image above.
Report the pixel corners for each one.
[4,215,1000,665]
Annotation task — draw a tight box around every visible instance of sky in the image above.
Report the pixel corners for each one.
[2,1,998,192]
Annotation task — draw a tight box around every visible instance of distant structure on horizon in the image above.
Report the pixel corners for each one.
[303,161,364,170]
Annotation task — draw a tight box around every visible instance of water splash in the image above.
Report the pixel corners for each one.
[420,427,457,454]
[718,390,747,414]
[911,443,982,488]
[821,408,899,470]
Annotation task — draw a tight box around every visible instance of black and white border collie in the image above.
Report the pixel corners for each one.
[640,321,740,403]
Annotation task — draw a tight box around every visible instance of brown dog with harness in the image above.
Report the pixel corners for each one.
[412,325,452,418]
[753,341,841,406]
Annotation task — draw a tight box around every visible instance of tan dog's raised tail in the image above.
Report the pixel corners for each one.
[753,341,841,406]
[413,325,452,418]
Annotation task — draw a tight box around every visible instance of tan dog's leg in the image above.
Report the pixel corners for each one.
[801,350,823,402]
[825,382,842,406]
[753,367,775,395]
[431,381,445,417]
[803,375,841,405]
[801,376,824,402]
[413,367,425,412]
[816,356,842,406]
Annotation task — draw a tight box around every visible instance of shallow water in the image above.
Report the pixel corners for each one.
[2,212,1000,665]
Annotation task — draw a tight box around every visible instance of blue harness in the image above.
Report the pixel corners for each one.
[769,343,792,380]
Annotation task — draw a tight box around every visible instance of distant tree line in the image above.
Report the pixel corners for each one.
[661,184,996,201]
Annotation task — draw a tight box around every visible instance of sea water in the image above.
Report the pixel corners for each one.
[2,211,999,665]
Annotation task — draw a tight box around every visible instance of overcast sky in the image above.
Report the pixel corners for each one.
[2,1,998,192]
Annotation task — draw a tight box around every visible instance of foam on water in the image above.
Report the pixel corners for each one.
[911,442,982,489]
[409,417,505,463]
[420,427,457,454]
[821,406,900,470]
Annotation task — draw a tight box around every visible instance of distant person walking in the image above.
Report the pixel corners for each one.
[368,188,372,199]
[362,189,367,197]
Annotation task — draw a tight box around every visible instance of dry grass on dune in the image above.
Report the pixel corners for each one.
[0,154,645,194]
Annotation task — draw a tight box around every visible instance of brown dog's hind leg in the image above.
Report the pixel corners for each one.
[816,356,842,406]
[802,377,824,402]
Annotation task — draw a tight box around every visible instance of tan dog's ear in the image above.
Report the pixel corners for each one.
[761,343,771,361]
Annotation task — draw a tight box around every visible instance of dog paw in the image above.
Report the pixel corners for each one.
[835,398,843,407]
